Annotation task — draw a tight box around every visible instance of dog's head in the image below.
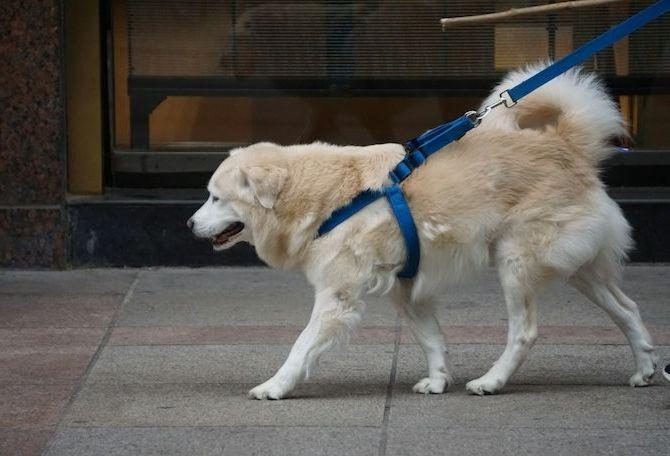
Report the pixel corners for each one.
[187,143,288,252]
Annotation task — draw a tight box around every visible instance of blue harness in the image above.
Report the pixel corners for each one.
[317,0,670,279]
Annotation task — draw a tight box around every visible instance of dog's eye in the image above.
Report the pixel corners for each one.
[212,196,219,202]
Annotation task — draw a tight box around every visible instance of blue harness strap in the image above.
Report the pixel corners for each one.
[391,115,476,184]
[316,184,421,278]
[317,189,385,236]
[384,185,421,278]
[316,0,670,279]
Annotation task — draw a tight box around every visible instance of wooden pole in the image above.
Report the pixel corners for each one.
[440,0,626,28]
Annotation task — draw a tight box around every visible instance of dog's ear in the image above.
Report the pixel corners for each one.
[239,165,288,209]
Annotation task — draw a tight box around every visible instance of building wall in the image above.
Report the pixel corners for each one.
[0,0,67,267]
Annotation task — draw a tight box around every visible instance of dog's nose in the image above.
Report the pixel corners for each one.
[187,218,194,230]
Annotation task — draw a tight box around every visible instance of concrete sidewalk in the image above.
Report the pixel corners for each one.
[1,266,669,456]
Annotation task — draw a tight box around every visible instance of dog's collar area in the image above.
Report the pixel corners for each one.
[316,0,670,279]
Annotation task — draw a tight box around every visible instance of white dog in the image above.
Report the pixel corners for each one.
[188,64,657,399]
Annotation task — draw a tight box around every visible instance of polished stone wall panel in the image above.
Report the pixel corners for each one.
[0,0,65,206]
[0,1,66,268]
[0,208,66,268]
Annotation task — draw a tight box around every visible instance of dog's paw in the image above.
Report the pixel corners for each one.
[629,368,656,387]
[465,376,503,396]
[630,354,657,387]
[412,376,449,394]
[248,380,287,400]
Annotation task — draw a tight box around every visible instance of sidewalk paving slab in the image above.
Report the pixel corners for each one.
[0,270,137,296]
[0,265,668,456]
[0,428,53,456]
[0,269,138,456]
[0,384,76,427]
[45,426,381,456]
[0,294,126,328]
[388,384,669,430]
[0,327,105,385]
[397,344,670,386]
[108,325,399,345]
[116,268,397,327]
[85,345,395,385]
[385,428,670,456]
[63,383,387,427]
[433,269,670,326]
[113,267,670,327]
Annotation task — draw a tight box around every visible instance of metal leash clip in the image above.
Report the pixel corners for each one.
[465,90,516,127]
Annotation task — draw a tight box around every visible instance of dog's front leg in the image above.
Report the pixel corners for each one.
[248,287,363,400]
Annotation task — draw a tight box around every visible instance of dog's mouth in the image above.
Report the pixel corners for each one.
[210,222,245,246]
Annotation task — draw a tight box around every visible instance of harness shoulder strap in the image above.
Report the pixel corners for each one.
[316,184,420,278]
[385,185,420,278]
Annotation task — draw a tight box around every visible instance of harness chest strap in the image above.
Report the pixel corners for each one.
[316,0,670,279]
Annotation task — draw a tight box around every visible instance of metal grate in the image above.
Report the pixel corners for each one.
[127,0,670,80]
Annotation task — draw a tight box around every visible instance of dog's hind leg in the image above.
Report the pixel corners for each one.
[248,287,364,400]
[391,284,453,394]
[569,267,657,386]
[466,259,539,395]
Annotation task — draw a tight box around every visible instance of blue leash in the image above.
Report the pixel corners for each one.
[317,0,670,279]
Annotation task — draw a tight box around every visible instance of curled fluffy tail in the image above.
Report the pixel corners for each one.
[479,62,627,165]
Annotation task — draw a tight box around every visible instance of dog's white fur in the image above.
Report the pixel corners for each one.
[190,64,657,399]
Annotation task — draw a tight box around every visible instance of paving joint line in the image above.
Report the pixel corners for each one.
[378,316,401,456]
[40,272,141,456]
[61,424,385,430]
[54,423,670,431]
